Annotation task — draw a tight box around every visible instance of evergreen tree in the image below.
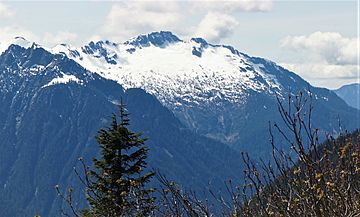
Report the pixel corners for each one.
[83,102,155,217]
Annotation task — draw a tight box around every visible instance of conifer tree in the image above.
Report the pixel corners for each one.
[83,102,155,217]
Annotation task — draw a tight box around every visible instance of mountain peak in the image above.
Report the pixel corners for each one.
[125,31,182,48]
[81,40,118,64]
[14,36,27,41]
[0,36,36,54]
[190,37,209,57]
[11,36,37,49]
[190,37,208,46]
[87,40,118,48]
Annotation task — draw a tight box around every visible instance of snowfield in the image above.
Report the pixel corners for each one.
[1,31,286,109]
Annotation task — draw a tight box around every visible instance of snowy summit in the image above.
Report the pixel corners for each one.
[1,31,305,111]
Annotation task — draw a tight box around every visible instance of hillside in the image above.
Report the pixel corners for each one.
[334,83,360,109]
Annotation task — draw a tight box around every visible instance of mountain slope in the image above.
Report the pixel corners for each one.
[334,83,360,109]
[0,32,359,215]
[0,44,243,216]
[45,31,359,158]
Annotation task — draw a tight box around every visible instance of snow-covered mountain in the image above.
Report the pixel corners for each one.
[0,31,359,216]
[52,32,359,151]
[1,31,284,105]
[0,43,243,216]
[51,31,283,105]
[1,31,358,156]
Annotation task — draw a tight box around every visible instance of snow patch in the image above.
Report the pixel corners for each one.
[42,73,83,88]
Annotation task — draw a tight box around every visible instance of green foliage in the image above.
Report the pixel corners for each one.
[83,102,155,216]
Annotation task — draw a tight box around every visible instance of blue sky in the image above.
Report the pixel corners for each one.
[0,0,358,88]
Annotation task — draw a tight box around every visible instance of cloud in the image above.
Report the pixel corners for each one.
[0,26,37,53]
[194,12,239,43]
[98,1,182,42]
[280,63,358,89]
[95,0,272,43]
[280,31,358,88]
[0,26,38,43]
[0,3,15,19]
[191,0,273,13]
[190,1,271,42]
[281,31,357,65]
[0,26,78,52]
[42,31,78,46]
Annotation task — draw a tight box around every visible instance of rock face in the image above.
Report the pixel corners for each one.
[0,45,242,216]
[334,83,360,110]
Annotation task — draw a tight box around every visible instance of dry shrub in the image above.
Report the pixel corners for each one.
[158,92,360,217]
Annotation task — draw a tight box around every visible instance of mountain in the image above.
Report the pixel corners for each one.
[334,83,360,109]
[0,43,243,216]
[47,31,359,158]
[0,32,359,216]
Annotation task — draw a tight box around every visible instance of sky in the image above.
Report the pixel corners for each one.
[0,0,358,89]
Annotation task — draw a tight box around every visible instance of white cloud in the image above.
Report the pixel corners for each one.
[0,26,37,53]
[98,1,182,42]
[280,31,358,88]
[0,26,38,44]
[42,31,78,46]
[0,26,78,52]
[191,0,273,13]
[0,3,15,19]
[191,1,271,42]
[195,12,239,43]
[95,1,272,43]
[280,63,358,89]
[281,31,357,65]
